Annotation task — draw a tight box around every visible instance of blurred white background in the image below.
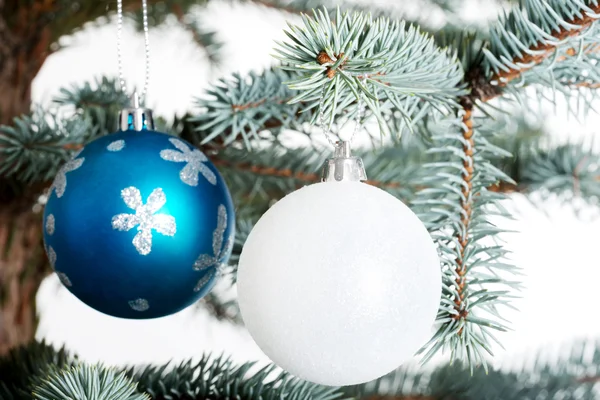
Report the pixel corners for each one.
[33,1,600,370]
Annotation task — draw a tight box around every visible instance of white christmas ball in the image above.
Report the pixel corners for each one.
[237,181,441,386]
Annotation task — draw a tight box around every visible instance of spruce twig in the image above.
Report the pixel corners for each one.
[489,2,600,88]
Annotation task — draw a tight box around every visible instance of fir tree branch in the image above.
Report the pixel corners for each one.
[571,81,600,88]
[411,1,600,359]
[487,1,600,88]
[452,104,475,334]
[466,0,600,103]
[191,70,306,146]
[54,77,130,137]
[349,340,600,400]
[128,354,346,400]
[33,364,150,400]
[510,141,600,204]
[1,342,347,400]
[4,63,595,372]
[214,143,599,200]
[274,8,465,135]
[251,0,416,20]
[411,110,518,366]
[212,155,404,191]
[8,87,590,205]
[5,339,600,400]
[0,110,89,183]
[211,144,427,216]
[190,5,468,145]
[0,341,74,399]
[247,0,495,29]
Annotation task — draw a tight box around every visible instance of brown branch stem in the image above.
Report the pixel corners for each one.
[451,103,475,331]
[490,4,600,88]
[570,81,600,89]
[232,99,267,112]
[577,375,600,384]
[210,157,403,190]
[469,3,600,103]
[208,150,553,195]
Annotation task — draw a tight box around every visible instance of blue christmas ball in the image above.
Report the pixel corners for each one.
[42,130,235,319]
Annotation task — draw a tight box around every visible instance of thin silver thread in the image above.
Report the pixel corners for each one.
[317,77,365,148]
[318,84,339,147]
[350,96,365,144]
[117,0,151,101]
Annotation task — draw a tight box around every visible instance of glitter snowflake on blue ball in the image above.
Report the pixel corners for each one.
[43,126,235,319]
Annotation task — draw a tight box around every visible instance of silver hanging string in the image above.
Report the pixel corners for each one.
[350,95,366,143]
[117,0,151,101]
[317,78,365,148]
[318,84,341,147]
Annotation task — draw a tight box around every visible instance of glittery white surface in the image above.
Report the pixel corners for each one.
[51,151,85,198]
[194,270,214,292]
[56,272,72,287]
[46,214,55,235]
[159,138,216,186]
[129,298,149,312]
[112,187,176,255]
[121,186,142,209]
[47,246,57,269]
[237,182,441,386]
[107,140,125,151]
[193,204,232,271]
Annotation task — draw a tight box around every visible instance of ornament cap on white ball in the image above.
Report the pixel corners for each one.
[321,140,367,182]
[237,142,441,386]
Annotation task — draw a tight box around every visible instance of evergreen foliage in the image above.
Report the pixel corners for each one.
[1,340,599,400]
[33,365,149,400]
[349,340,600,400]
[0,341,74,400]
[1,0,600,389]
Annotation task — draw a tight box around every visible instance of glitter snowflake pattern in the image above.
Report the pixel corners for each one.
[51,150,84,198]
[46,245,57,269]
[129,298,149,312]
[57,272,72,287]
[107,140,125,151]
[193,205,232,290]
[160,138,216,186]
[111,187,177,255]
[194,270,215,292]
[46,214,55,235]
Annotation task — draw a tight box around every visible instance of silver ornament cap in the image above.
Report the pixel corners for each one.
[118,91,155,132]
[321,141,367,182]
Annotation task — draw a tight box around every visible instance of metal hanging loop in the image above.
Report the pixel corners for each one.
[118,91,155,131]
[321,141,367,182]
[318,77,367,182]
